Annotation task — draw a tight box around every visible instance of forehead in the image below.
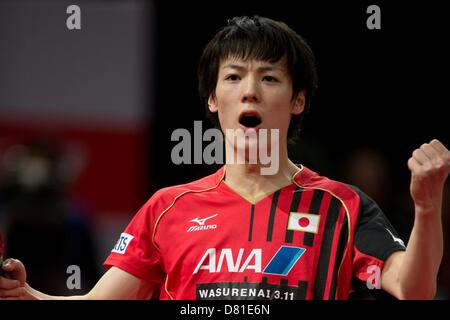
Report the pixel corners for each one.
[219,56,288,72]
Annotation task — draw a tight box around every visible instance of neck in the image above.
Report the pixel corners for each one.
[224,155,300,203]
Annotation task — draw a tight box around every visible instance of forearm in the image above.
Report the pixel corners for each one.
[382,140,449,300]
[22,267,156,300]
[25,283,87,300]
[398,205,443,299]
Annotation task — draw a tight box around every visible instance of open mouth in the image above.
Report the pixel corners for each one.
[239,112,262,128]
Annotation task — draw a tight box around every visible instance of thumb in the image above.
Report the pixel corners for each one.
[2,258,27,285]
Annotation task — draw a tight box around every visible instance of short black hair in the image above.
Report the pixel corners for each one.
[198,15,318,140]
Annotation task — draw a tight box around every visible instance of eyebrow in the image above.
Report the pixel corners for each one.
[222,64,283,73]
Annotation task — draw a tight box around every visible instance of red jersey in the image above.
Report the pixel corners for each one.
[104,165,405,300]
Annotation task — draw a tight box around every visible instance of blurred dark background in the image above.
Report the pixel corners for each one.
[0,0,449,297]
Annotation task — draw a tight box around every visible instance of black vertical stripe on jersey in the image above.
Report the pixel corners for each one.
[297,280,308,300]
[284,186,303,243]
[329,214,348,299]
[303,190,325,247]
[313,196,342,300]
[280,278,288,286]
[266,190,281,241]
[248,204,255,242]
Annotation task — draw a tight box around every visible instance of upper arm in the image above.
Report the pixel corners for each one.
[381,250,405,299]
[350,186,406,297]
[85,266,161,300]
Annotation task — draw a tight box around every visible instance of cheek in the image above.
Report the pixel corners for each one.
[267,94,293,113]
[266,98,295,127]
[215,90,239,114]
[216,87,239,103]
[214,99,232,126]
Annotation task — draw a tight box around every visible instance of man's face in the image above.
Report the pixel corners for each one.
[208,57,305,149]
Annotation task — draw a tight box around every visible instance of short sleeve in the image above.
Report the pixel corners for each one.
[103,199,165,284]
[351,186,406,284]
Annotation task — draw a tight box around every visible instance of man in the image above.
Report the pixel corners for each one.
[1,16,449,300]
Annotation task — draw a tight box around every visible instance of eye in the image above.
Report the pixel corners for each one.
[225,74,240,81]
[262,75,278,82]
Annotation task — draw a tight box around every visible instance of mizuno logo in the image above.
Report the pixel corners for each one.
[190,214,218,226]
[187,214,218,233]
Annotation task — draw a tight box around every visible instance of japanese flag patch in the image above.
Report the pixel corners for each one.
[287,212,320,234]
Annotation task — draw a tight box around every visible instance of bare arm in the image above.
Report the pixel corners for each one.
[381,139,450,299]
[84,266,160,300]
[1,259,159,300]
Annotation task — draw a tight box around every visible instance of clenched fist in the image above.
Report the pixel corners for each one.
[0,258,36,300]
[407,139,450,214]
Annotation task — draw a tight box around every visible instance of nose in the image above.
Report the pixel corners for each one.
[241,76,260,103]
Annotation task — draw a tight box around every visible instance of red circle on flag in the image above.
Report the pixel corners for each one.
[298,217,310,228]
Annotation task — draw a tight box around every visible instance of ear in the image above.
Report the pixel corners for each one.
[291,90,306,115]
[208,94,218,113]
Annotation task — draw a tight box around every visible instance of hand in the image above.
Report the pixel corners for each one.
[0,258,37,300]
[407,139,450,213]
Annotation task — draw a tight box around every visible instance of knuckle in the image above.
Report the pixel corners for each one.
[431,139,440,145]
[412,166,423,175]
[435,160,445,169]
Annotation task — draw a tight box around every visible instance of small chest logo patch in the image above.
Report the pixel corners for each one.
[112,232,134,254]
[187,214,218,232]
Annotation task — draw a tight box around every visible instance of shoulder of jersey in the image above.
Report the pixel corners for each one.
[295,166,360,203]
[143,169,222,210]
